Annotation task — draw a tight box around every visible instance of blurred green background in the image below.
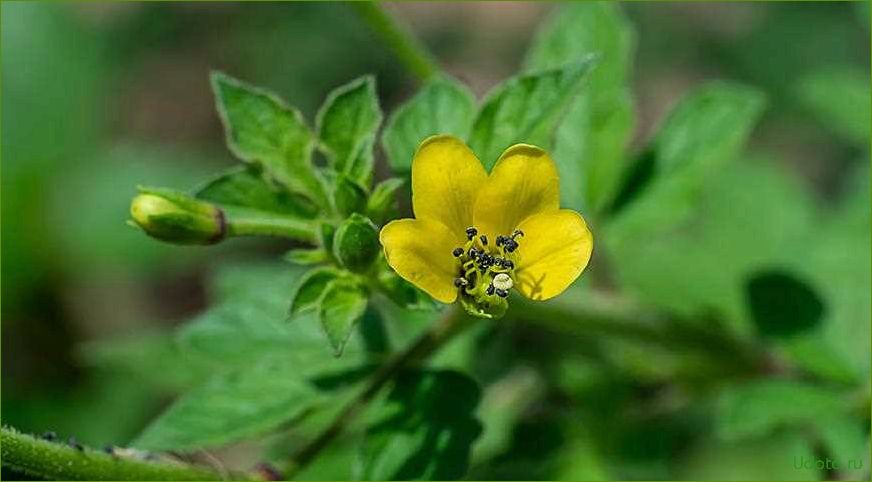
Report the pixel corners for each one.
[2,2,870,480]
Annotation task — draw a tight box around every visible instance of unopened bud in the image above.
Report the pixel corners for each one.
[130,188,225,245]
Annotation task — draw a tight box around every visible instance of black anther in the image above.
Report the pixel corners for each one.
[495,288,509,298]
[452,247,464,257]
[468,248,479,258]
[512,229,524,238]
[454,277,468,287]
[502,260,514,269]
[495,235,506,246]
[479,235,488,245]
[504,240,518,252]
[466,227,478,239]
[486,284,495,296]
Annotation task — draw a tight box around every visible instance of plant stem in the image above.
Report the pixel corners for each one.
[351,2,440,82]
[225,212,321,244]
[0,426,235,481]
[283,306,469,478]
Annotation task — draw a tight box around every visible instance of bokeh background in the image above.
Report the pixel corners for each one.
[2,2,870,480]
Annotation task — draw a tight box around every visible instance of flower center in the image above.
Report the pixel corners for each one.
[451,226,523,317]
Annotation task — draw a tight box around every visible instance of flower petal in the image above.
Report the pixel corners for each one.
[473,144,560,239]
[514,209,593,301]
[412,135,488,236]
[380,218,460,303]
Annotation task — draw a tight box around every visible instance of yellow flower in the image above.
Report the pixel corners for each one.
[380,135,593,318]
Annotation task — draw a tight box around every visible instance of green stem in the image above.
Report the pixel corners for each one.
[351,2,440,82]
[0,426,234,481]
[224,210,321,245]
[283,306,470,478]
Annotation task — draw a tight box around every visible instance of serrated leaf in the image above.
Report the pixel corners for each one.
[211,72,327,207]
[367,177,405,226]
[318,279,368,356]
[180,264,365,370]
[361,370,483,480]
[717,380,846,441]
[317,76,382,186]
[133,356,323,451]
[382,76,476,172]
[291,267,341,315]
[469,58,596,170]
[525,1,635,212]
[197,166,318,218]
[283,248,329,266]
[746,270,824,339]
[333,214,380,273]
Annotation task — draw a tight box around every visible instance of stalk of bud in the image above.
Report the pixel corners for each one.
[129,187,225,245]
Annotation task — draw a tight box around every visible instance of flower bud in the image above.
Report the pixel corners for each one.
[130,188,225,245]
[333,214,380,273]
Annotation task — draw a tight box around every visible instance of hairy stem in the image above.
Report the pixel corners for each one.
[283,306,469,478]
[224,211,321,244]
[0,426,235,481]
[351,2,440,82]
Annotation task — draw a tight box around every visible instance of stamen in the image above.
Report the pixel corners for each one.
[454,277,468,287]
[466,227,478,240]
[479,235,488,246]
[492,273,513,291]
[495,288,509,298]
[512,229,524,239]
[452,247,464,257]
[486,284,495,296]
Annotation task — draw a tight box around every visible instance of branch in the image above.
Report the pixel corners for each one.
[351,2,440,82]
[0,426,237,481]
[282,306,469,478]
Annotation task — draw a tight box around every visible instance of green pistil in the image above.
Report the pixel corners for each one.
[451,226,522,319]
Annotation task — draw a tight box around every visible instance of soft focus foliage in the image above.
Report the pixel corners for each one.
[2,2,869,481]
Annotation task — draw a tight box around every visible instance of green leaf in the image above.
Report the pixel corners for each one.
[604,157,815,336]
[210,72,327,207]
[180,264,365,370]
[382,76,476,172]
[196,166,318,219]
[795,67,871,147]
[367,177,405,226]
[333,213,380,273]
[318,278,368,356]
[133,356,322,451]
[717,380,846,441]
[316,75,382,186]
[333,174,368,217]
[361,370,483,480]
[525,2,635,212]
[283,248,329,266]
[469,59,597,170]
[746,270,825,339]
[608,82,765,237]
[291,267,341,315]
